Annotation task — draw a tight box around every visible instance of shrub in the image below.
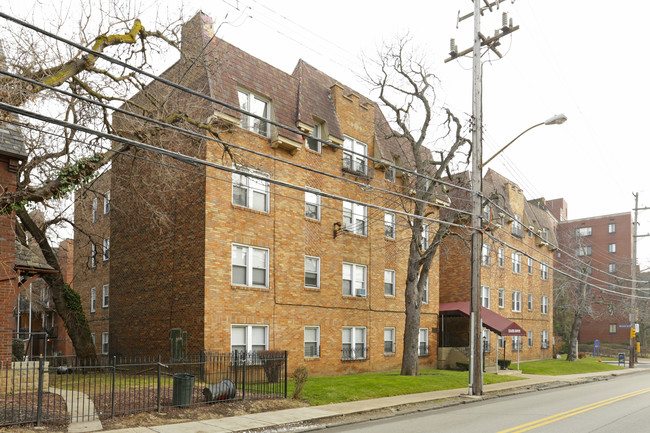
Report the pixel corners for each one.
[456,361,469,371]
[578,352,587,359]
[292,366,309,399]
[12,339,24,361]
[497,359,511,369]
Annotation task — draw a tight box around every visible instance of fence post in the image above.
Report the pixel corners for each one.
[241,352,246,400]
[284,351,288,398]
[233,351,238,398]
[36,355,45,426]
[157,354,162,413]
[111,356,116,419]
[199,350,205,382]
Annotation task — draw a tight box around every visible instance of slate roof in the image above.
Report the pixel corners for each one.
[0,42,28,160]
[15,241,54,272]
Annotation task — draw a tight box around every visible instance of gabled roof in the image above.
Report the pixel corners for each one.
[15,241,54,272]
[440,302,527,337]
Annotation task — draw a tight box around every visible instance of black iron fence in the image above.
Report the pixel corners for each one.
[0,350,287,428]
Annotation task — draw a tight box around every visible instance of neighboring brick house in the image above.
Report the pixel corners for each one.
[72,13,446,375]
[439,169,557,363]
[547,198,633,345]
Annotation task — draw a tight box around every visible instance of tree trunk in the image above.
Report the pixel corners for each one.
[566,311,583,362]
[401,242,422,376]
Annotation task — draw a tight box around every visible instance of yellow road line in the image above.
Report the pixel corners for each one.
[497,387,650,433]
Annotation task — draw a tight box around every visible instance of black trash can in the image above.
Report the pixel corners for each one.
[172,373,195,407]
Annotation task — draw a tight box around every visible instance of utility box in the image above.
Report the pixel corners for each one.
[172,373,195,407]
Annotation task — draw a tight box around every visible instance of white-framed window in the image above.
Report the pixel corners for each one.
[238,89,269,137]
[513,335,522,351]
[305,188,321,220]
[418,328,429,356]
[343,136,368,175]
[512,252,522,273]
[305,256,320,288]
[90,288,96,313]
[528,293,533,311]
[498,288,505,308]
[231,324,269,355]
[512,214,523,236]
[304,326,320,357]
[609,243,616,253]
[384,212,396,239]
[481,285,490,309]
[541,262,549,280]
[420,223,429,250]
[102,284,109,308]
[342,326,366,360]
[422,277,429,304]
[498,335,505,349]
[102,238,110,261]
[575,246,592,256]
[233,167,270,212]
[541,330,549,348]
[92,198,98,223]
[498,248,505,267]
[576,227,592,237]
[481,243,491,266]
[512,291,522,312]
[343,201,367,236]
[103,191,110,214]
[232,244,269,288]
[90,243,96,268]
[482,329,491,352]
[608,263,617,273]
[528,257,534,274]
[608,223,616,234]
[306,123,322,152]
[541,295,549,314]
[101,332,109,355]
[343,263,366,297]
[385,167,396,183]
[609,323,617,334]
[540,227,549,242]
[384,327,396,354]
[528,330,533,347]
[384,269,395,296]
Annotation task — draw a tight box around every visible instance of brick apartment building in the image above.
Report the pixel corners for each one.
[547,199,633,344]
[72,13,445,374]
[439,169,557,364]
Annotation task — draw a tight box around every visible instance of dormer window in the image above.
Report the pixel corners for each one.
[238,89,269,137]
[307,123,322,153]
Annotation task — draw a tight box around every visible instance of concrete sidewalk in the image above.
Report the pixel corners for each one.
[102,367,647,433]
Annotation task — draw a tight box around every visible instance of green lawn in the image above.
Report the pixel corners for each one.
[288,369,521,406]
[513,356,625,375]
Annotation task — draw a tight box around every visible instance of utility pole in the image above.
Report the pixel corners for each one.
[631,192,650,366]
[446,0,519,396]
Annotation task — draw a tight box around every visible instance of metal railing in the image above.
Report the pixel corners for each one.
[342,346,367,361]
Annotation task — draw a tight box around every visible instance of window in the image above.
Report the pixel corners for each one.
[101,332,109,355]
[541,295,549,314]
[102,284,109,308]
[608,223,616,234]
[481,286,490,309]
[305,188,321,220]
[609,324,617,334]
[575,227,592,237]
[498,335,505,349]
[343,263,366,297]
[513,336,522,351]
[528,257,533,274]
[418,328,429,356]
[233,167,270,212]
[608,263,617,273]
[384,327,396,354]
[498,248,505,267]
[498,288,505,308]
[609,243,616,253]
[541,262,549,280]
[306,123,322,152]
[231,324,268,355]
[528,330,533,347]
[512,252,522,273]
[103,191,110,214]
[541,330,549,349]
[384,212,396,239]
[305,256,320,288]
[385,167,395,182]
[238,89,269,136]
[528,293,533,310]
[343,201,367,236]
[102,238,110,261]
[512,291,521,312]
[575,246,592,256]
[512,214,523,236]
[90,243,96,268]
[420,223,429,250]
[384,269,395,296]
[343,136,368,175]
[91,333,95,346]
[422,277,429,304]
[92,198,97,223]
[481,243,491,266]
[342,327,366,360]
[304,326,320,357]
[482,329,491,352]
[540,227,549,242]
[90,288,96,313]
[232,244,269,288]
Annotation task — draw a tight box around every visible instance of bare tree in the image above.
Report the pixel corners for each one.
[365,37,471,375]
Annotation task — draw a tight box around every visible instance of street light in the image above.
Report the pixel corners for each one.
[469,113,567,396]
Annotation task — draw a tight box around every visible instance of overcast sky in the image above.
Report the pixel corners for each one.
[6,1,650,268]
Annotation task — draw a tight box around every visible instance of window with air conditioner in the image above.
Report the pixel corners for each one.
[343,263,366,297]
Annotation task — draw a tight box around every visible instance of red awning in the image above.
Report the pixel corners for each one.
[439,302,527,337]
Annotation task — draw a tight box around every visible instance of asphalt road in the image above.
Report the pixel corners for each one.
[314,371,650,432]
